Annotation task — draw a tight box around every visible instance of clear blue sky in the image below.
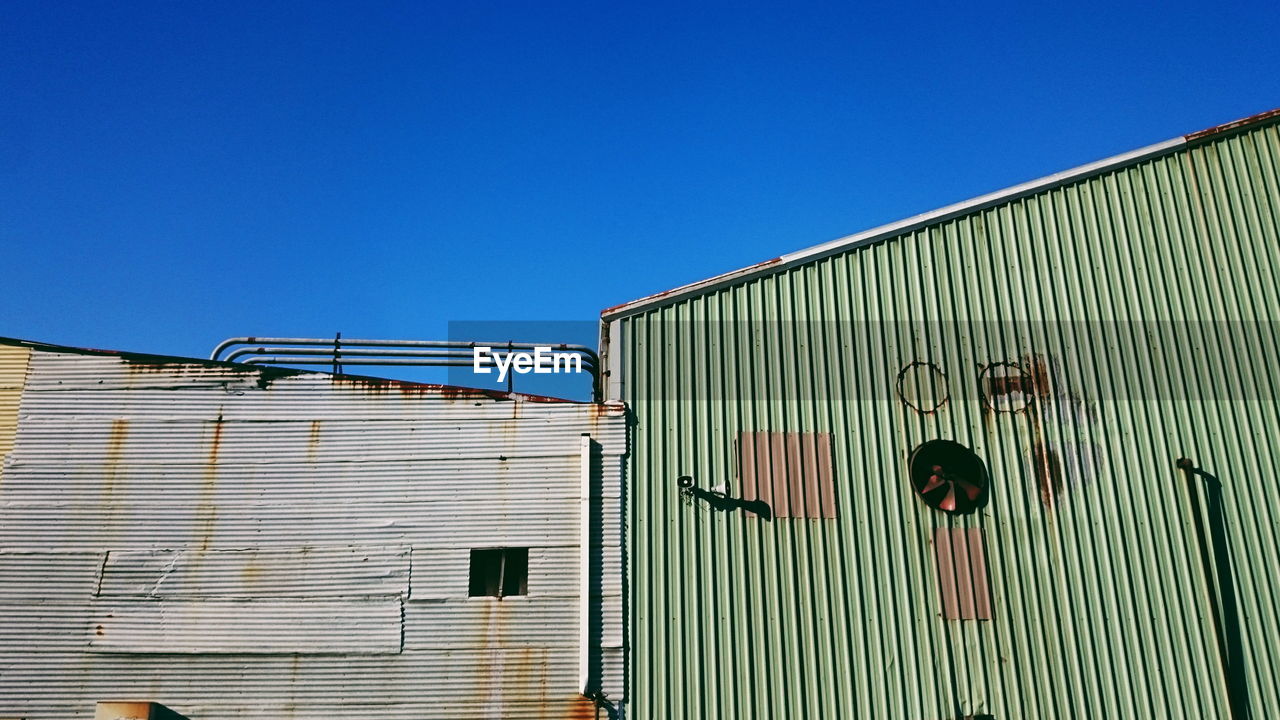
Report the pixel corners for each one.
[3,1,1278,363]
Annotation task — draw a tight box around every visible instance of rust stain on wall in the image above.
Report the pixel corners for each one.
[241,555,263,587]
[196,414,224,552]
[564,695,600,719]
[306,420,321,463]
[328,373,578,404]
[1030,441,1063,508]
[103,419,129,502]
[979,361,1033,414]
[1023,355,1059,509]
[1024,354,1053,398]
[120,354,303,390]
[1019,353,1102,508]
[99,417,130,536]
[979,353,1104,509]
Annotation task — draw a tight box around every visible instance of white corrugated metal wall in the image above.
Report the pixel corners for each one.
[0,343,626,720]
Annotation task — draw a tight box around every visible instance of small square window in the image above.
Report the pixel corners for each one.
[468,548,528,598]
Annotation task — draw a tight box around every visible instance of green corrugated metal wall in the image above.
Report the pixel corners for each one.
[614,117,1280,718]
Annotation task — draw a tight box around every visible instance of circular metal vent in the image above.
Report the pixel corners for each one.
[896,361,948,413]
[979,361,1032,413]
[908,439,989,514]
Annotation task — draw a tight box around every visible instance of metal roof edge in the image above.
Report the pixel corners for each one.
[601,107,1279,320]
[0,335,218,364]
[0,336,594,405]
[1184,107,1280,142]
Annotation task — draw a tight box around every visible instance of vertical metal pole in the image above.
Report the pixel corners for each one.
[497,551,507,599]
[1177,457,1238,719]
[506,341,514,394]
[579,433,591,694]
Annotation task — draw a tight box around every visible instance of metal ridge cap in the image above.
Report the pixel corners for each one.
[602,104,1280,321]
[1184,106,1280,142]
[600,134,1185,321]
[777,135,1188,266]
[768,135,1187,269]
[599,256,784,320]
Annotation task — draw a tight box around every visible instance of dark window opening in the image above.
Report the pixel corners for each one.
[468,548,528,598]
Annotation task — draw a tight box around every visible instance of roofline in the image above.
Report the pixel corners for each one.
[0,336,592,404]
[601,107,1280,321]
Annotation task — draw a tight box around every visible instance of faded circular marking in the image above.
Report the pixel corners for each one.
[896,361,949,413]
[979,362,1032,413]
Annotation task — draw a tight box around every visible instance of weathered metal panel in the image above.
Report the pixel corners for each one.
[5,652,606,718]
[0,342,626,719]
[98,547,411,598]
[610,114,1280,718]
[933,527,991,621]
[736,431,834,518]
[88,599,404,653]
[94,700,188,720]
[0,551,105,599]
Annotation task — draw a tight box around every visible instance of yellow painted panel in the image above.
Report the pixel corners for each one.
[0,345,32,474]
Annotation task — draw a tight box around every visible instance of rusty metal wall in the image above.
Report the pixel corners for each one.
[0,343,626,720]
[606,114,1280,718]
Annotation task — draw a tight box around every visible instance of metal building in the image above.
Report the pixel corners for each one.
[2,108,1278,720]
[0,339,626,719]
[599,109,1280,718]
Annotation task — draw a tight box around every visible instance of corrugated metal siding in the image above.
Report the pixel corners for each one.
[97,547,412,598]
[0,345,626,719]
[87,599,405,654]
[614,117,1280,718]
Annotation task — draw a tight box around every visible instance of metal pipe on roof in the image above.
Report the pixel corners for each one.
[225,346,469,361]
[224,346,597,369]
[240,357,485,367]
[212,337,600,367]
[214,337,602,400]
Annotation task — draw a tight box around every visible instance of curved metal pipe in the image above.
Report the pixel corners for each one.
[223,345,596,368]
[241,357,482,366]
[212,337,599,367]
[213,337,602,400]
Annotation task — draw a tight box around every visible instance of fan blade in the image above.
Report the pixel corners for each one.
[920,474,946,494]
[938,486,956,511]
[957,479,983,500]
